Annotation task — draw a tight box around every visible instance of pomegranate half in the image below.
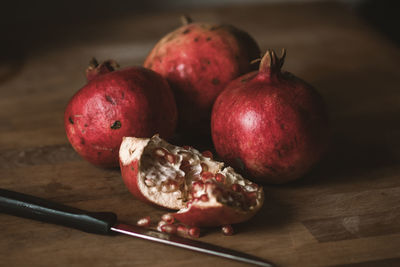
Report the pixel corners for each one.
[119,135,264,227]
[211,50,330,184]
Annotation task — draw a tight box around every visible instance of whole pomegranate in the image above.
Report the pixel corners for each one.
[211,50,330,184]
[119,135,264,227]
[64,59,177,168]
[144,16,260,135]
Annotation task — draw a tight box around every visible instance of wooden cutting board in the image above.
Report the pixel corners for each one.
[1,2,400,266]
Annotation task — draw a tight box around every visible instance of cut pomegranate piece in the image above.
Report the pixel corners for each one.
[119,135,264,227]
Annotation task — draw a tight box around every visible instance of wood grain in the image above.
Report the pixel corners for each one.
[1,2,400,266]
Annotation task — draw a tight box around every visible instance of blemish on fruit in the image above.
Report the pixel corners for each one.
[131,166,135,171]
[280,123,285,130]
[194,37,199,42]
[241,78,247,83]
[80,138,85,145]
[105,95,116,105]
[84,124,88,127]
[68,117,74,124]
[206,37,212,41]
[183,29,190,34]
[111,120,122,129]
[212,78,220,85]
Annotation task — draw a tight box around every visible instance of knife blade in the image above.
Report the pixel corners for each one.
[0,188,274,267]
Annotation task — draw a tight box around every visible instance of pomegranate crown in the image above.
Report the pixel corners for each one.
[85,57,120,81]
[180,15,193,25]
[259,49,286,76]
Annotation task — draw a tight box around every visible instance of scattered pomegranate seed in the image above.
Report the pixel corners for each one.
[157,220,167,231]
[221,225,234,236]
[160,224,177,234]
[201,171,214,182]
[182,145,192,150]
[188,226,201,238]
[201,150,213,159]
[136,216,151,227]
[200,194,209,202]
[161,213,175,224]
[177,224,189,236]
[215,173,225,183]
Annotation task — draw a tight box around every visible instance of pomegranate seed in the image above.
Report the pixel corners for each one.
[177,224,189,236]
[161,213,174,224]
[186,200,193,208]
[183,145,192,150]
[231,183,242,192]
[161,180,178,192]
[180,160,191,171]
[165,152,176,164]
[157,220,167,231]
[200,194,209,202]
[188,227,201,238]
[144,178,155,187]
[136,216,151,227]
[221,225,234,236]
[201,171,214,182]
[200,163,209,172]
[161,224,177,234]
[201,150,213,159]
[192,181,204,192]
[154,147,167,157]
[215,173,225,183]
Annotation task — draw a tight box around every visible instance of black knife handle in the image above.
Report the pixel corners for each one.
[0,188,117,235]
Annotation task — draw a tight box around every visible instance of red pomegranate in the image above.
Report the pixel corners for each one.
[144,16,260,135]
[119,135,264,227]
[64,59,177,168]
[211,50,330,184]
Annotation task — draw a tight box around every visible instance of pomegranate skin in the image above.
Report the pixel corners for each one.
[211,50,330,184]
[144,16,260,135]
[65,65,177,168]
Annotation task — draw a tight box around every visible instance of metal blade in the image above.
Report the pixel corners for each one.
[111,223,274,267]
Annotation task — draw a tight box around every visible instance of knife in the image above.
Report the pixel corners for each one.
[0,188,274,267]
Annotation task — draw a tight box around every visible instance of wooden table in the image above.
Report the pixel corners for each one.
[1,2,400,266]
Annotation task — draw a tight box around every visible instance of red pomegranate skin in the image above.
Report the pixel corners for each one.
[144,17,260,135]
[211,50,329,183]
[64,65,177,168]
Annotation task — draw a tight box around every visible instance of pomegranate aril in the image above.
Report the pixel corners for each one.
[244,183,259,192]
[200,194,209,202]
[192,181,204,192]
[145,178,155,187]
[200,163,209,172]
[201,150,213,159]
[215,173,225,183]
[136,216,151,227]
[183,145,192,150]
[201,171,214,182]
[231,183,242,192]
[180,160,191,171]
[161,213,174,224]
[177,224,189,236]
[154,147,167,157]
[221,225,234,236]
[160,224,177,234]
[188,227,201,238]
[157,220,167,231]
[161,180,178,192]
[165,152,176,164]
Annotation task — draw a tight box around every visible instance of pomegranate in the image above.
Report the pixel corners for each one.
[64,59,177,168]
[144,16,260,135]
[119,135,264,227]
[211,49,330,184]
[221,224,234,236]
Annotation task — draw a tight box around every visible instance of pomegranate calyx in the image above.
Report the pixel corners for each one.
[85,58,120,81]
[259,49,286,76]
[180,15,193,25]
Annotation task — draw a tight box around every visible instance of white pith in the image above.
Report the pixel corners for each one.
[120,135,262,211]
